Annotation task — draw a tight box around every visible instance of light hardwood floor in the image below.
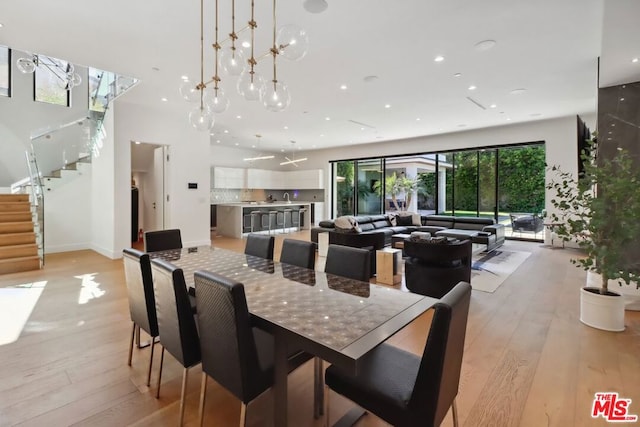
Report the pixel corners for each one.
[0,232,638,427]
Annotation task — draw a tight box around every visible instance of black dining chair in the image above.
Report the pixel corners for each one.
[150,258,201,426]
[324,244,371,282]
[122,248,158,387]
[144,229,183,252]
[280,239,317,269]
[244,234,274,260]
[193,270,313,426]
[324,281,472,427]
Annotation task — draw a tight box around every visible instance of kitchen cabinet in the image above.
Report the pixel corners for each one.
[213,167,246,189]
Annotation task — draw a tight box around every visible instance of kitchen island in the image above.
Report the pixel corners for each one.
[216,202,312,238]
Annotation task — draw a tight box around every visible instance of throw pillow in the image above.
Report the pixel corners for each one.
[411,213,422,226]
[409,231,431,241]
[318,220,335,228]
[388,214,398,226]
[396,215,413,226]
[334,215,362,233]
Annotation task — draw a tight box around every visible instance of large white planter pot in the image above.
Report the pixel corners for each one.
[580,283,625,332]
[586,271,640,311]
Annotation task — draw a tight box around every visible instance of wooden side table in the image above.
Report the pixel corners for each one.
[376,248,402,285]
[318,232,329,257]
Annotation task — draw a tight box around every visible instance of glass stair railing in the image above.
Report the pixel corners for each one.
[10,67,138,265]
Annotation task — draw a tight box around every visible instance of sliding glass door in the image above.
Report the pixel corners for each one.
[356,159,383,215]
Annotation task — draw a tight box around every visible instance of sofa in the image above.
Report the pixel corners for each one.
[311,214,505,262]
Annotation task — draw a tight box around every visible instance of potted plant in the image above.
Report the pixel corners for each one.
[546,136,640,331]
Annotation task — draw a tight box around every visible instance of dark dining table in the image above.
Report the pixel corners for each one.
[150,245,437,427]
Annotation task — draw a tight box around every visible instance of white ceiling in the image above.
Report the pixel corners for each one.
[1,0,638,153]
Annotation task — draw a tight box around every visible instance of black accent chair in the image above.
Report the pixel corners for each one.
[324,282,472,427]
[324,244,371,282]
[122,248,158,387]
[404,239,472,298]
[144,229,183,252]
[280,239,317,269]
[244,234,275,260]
[150,258,201,426]
[193,270,313,426]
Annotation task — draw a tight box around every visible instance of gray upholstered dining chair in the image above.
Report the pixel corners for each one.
[279,238,317,269]
[193,270,313,427]
[244,234,275,260]
[324,244,371,282]
[150,258,201,426]
[323,281,472,427]
[122,248,158,387]
[144,229,183,252]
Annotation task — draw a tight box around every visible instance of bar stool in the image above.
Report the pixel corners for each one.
[282,208,293,234]
[263,210,278,235]
[296,207,308,232]
[250,210,263,233]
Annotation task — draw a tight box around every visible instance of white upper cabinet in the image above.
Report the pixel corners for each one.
[213,167,246,188]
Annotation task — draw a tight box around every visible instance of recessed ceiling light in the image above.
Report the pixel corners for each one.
[216,140,221,143]
[224,130,229,133]
[312,145,317,148]
[434,55,445,62]
[468,85,477,91]
[281,149,285,152]
[340,84,348,90]
[320,134,325,137]
[416,118,421,121]
[325,117,330,121]
[363,75,379,83]
[620,97,625,101]
[234,142,239,146]
[135,141,141,145]
[384,104,391,109]
[506,117,511,121]
[241,41,251,48]
[632,58,639,63]
[510,88,527,95]
[181,75,189,81]
[161,97,168,102]
[360,127,365,131]
[251,145,256,148]
[454,73,462,78]
[611,123,616,127]
[489,104,497,108]
[236,115,242,119]
[474,39,497,51]
[283,126,289,130]
[458,124,467,128]
[0,23,5,28]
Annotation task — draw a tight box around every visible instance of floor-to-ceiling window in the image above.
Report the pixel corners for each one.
[331,142,545,241]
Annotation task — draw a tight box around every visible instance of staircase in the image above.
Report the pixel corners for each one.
[0,194,41,274]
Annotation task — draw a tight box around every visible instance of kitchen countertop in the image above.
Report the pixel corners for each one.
[217,201,312,208]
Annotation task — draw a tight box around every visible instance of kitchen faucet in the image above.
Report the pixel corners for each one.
[283,192,290,202]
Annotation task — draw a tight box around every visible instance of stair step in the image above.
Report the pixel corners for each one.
[0,202,31,213]
[0,256,41,275]
[0,194,29,203]
[0,222,33,234]
[0,244,38,260]
[0,232,36,247]
[0,212,32,223]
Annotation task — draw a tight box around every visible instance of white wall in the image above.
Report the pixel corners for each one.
[115,102,211,251]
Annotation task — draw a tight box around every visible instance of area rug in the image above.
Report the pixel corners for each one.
[471,250,531,293]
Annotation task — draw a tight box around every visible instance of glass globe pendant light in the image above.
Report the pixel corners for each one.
[276,25,309,61]
[16,56,37,74]
[204,87,229,113]
[262,81,290,112]
[189,105,215,131]
[219,0,245,76]
[179,79,200,103]
[238,70,264,101]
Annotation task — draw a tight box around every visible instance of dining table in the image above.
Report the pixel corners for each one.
[150,245,437,427]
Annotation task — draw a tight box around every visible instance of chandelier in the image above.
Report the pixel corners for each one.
[182,0,309,131]
[243,134,275,161]
[280,141,307,166]
[16,54,83,90]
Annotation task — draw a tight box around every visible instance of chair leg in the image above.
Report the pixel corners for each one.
[146,337,156,387]
[324,384,330,427]
[127,322,135,366]
[239,402,247,427]
[313,357,324,418]
[451,397,459,427]
[198,372,208,427]
[135,324,141,348]
[156,346,165,399]
[179,367,189,426]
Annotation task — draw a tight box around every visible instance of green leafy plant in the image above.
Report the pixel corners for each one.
[373,172,420,211]
[546,137,640,293]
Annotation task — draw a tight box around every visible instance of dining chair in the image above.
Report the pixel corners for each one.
[279,239,317,269]
[244,234,274,260]
[122,248,158,387]
[193,270,313,426]
[324,244,371,282]
[150,258,201,426]
[144,229,183,252]
[323,281,472,427]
